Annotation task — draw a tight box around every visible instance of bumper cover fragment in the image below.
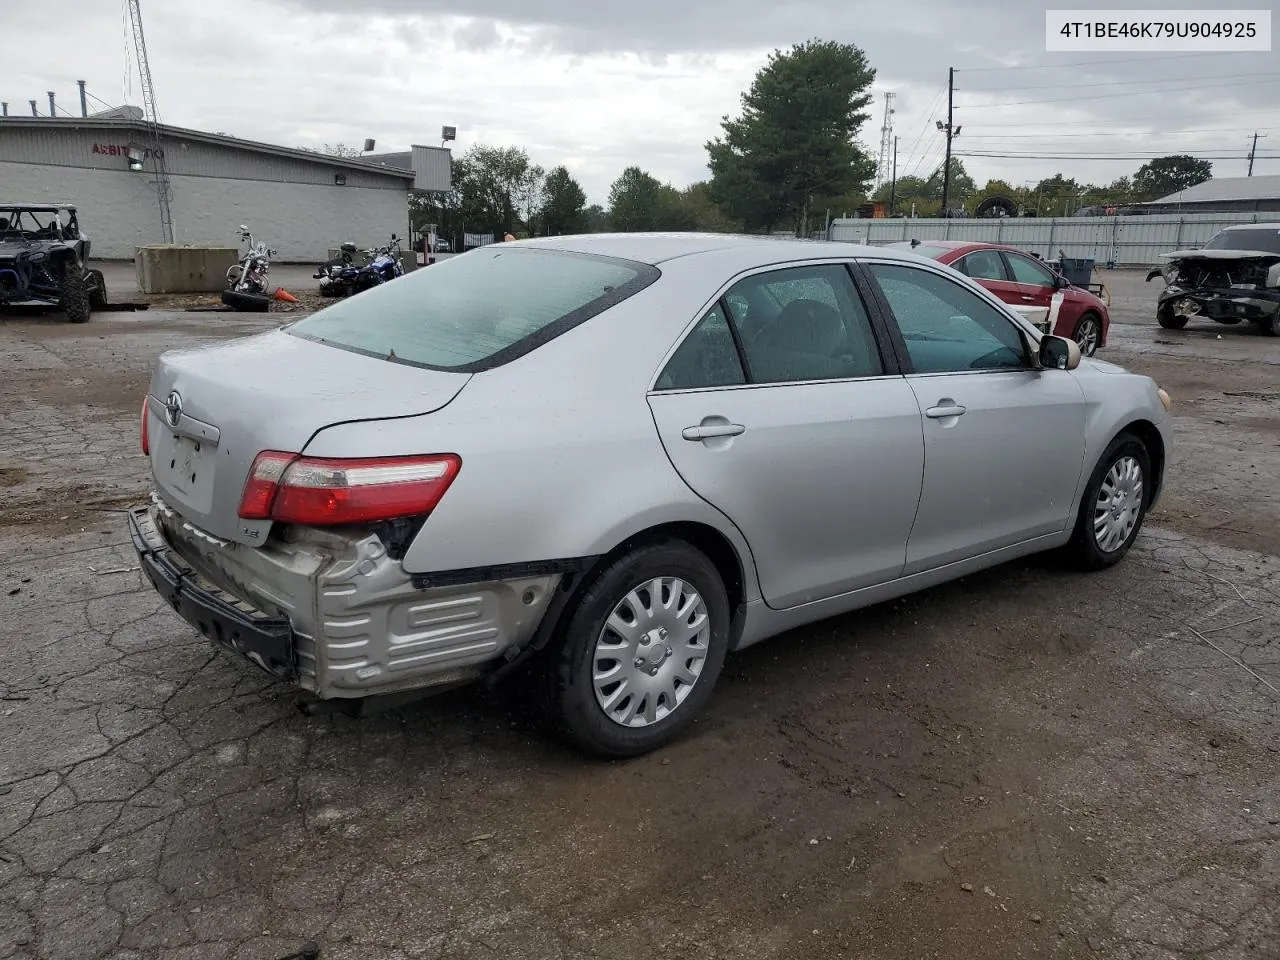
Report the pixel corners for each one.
[128,506,297,681]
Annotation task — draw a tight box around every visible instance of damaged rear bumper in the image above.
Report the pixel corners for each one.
[128,497,564,700]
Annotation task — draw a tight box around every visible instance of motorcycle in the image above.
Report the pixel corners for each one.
[314,241,364,298]
[313,235,404,299]
[221,225,278,311]
[363,234,405,285]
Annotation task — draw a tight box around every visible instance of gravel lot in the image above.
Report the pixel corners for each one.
[1,267,1277,960]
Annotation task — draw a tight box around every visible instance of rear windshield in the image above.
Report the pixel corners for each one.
[888,242,953,261]
[1203,228,1280,254]
[288,246,657,371]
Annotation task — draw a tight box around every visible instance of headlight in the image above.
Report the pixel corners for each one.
[1161,262,1179,283]
[1266,263,1280,289]
[1157,387,1172,411]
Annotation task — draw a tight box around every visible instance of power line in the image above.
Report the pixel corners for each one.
[897,82,947,179]
[960,126,1280,139]
[959,76,1280,108]
[959,71,1276,92]
[957,52,1245,72]
[956,151,1278,160]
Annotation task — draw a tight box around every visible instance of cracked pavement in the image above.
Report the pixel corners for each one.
[1,272,1278,959]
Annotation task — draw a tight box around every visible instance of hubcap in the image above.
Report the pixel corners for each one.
[1075,317,1099,356]
[1094,455,1144,552]
[592,577,710,728]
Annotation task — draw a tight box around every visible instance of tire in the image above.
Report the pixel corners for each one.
[220,288,271,312]
[85,269,108,309]
[1072,312,1102,356]
[1157,304,1187,330]
[1062,432,1152,571]
[58,270,91,324]
[545,540,730,758]
[1262,315,1279,337]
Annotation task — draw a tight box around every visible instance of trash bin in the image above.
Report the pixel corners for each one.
[1058,257,1095,287]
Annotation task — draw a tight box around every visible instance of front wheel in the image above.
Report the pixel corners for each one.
[545,541,730,757]
[59,270,90,324]
[1157,304,1188,330]
[1073,312,1102,356]
[1062,433,1151,571]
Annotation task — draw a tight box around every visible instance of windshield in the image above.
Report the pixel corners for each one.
[289,246,658,371]
[1202,228,1280,254]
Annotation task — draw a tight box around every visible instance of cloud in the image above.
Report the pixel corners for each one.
[4,0,1278,205]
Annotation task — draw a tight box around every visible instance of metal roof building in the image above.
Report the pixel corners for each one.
[1137,175,1280,214]
[0,116,452,260]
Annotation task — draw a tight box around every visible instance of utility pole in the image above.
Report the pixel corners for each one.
[1247,132,1265,176]
[937,67,961,218]
[890,136,898,216]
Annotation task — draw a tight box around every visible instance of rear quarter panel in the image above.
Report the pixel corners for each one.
[299,251,772,600]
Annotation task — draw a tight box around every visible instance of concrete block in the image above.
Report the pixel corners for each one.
[134,246,238,294]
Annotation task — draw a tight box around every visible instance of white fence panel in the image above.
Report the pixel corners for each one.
[827,213,1268,265]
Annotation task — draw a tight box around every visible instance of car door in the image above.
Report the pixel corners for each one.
[861,260,1087,575]
[1003,251,1068,335]
[647,263,925,610]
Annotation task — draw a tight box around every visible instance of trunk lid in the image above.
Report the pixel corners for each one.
[145,329,471,544]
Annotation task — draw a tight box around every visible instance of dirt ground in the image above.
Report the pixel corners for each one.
[0,269,1277,960]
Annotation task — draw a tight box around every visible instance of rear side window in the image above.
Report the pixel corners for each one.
[288,247,657,371]
[655,304,746,390]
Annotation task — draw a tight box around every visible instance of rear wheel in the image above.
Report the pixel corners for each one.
[59,270,90,324]
[1062,432,1151,571]
[85,269,108,309]
[1072,312,1102,356]
[1157,304,1187,330]
[545,541,730,757]
[1261,315,1279,337]
[220,288,271,312]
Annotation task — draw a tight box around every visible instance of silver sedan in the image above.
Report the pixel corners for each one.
[129,234,1172,756]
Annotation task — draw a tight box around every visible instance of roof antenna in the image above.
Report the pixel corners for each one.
[910,238,921,248]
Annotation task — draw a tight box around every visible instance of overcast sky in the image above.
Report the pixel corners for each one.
[5,1,1278,206]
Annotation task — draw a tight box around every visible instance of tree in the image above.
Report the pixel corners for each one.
[707,39,877,234]
[608,167,665,231]
[322,143,363,158]
[925,159,976,209]
[583,204,609,232]
[538,166,588,235]
[1132,155,1213,200]
[678,182,741,232]
[453,145,543,238]
[1029,174,1084,215]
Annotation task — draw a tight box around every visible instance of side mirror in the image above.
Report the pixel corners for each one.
[1053,274,1070,290]
[391,233,398,240]
[1039,334,1081,371]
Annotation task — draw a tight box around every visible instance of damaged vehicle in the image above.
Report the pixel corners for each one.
[0,202,107,323]
[129,235,1172,757]
[1152,223,1280,335]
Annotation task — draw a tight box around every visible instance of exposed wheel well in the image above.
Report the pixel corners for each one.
[543,522,749,654]
[1118,419,1165,505]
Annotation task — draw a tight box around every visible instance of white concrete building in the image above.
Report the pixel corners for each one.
[0,115,451,260]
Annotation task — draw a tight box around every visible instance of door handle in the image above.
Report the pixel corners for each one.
[1020,295,1035,301]
[925,403,966,419]
[682,422,746,441]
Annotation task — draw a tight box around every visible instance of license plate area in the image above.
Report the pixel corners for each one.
[153,430,217,513]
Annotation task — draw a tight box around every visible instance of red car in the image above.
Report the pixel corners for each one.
[888,240,1110,356]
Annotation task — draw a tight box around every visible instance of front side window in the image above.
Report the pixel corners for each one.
[728,264,884,383]
[1005,253,1057,288]
[289,247,656,370]
[867,263,1029,374]
[957,250,1008,282]
[655,303,746,390]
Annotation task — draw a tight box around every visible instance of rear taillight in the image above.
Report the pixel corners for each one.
[140,398,150,455]
[237,452,461,526]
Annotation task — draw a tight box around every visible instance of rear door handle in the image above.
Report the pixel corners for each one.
[1020,295,1035,301]
[925,403,966,419]
[682,422,746,440]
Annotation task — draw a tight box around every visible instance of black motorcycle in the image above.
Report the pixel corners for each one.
[314,242,366,298]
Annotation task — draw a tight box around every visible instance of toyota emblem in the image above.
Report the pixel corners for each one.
[164,391,183,428]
